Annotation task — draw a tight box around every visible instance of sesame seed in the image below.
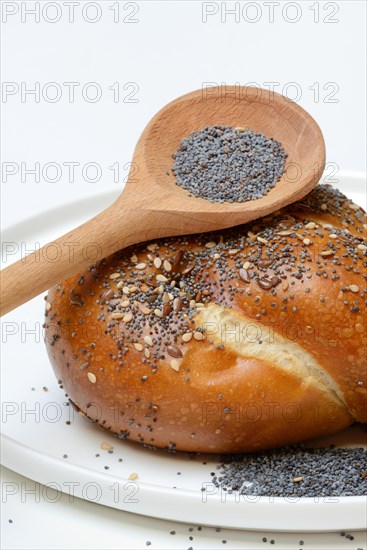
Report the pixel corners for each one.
[194,332,205,341]
[87,372,97,384]
[144,336,154,346]
[122,313,133,323]
[135,263,146,270]
[111,312,124,319]
[277,230,293,236]
[128,472,138,480]
[100,442,113,451]
[163,260,172,272]
[182,332,193,343]
[303,238,311,245]
[170,359,180,372]
[205,241,217,249]
[147,243,158,251]
[157,274,168,283]
[109,273,121,280]
[153,257,162,269]
[349,285,359,293]
[134,343,143,351]
[304,222,316,229]
[138,304,150,315]
[162,292,170,303]
[154,309,163,318]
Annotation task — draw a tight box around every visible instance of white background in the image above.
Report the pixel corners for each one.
[1,0,366,228]
[1,1,366,549]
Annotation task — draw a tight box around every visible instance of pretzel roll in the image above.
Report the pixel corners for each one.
[44,185,367,453]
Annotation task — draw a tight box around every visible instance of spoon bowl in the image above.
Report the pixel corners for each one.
[126,85,325,228]
[0,86,325,315]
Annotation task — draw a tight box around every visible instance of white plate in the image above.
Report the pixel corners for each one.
[1,173,366,532]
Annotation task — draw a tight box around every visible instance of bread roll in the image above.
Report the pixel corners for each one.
[44,185,367,453]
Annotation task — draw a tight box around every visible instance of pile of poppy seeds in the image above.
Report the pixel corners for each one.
[210,445,367,497]
[172,125,287,203]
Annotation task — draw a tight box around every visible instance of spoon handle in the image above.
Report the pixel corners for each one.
[0,202,152,316]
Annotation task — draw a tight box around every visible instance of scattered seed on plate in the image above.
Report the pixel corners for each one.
[100,442,113,451]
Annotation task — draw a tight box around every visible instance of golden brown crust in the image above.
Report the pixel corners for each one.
[44,185,367,453]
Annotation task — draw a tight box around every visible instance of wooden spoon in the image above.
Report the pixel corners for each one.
[0,86,325,316]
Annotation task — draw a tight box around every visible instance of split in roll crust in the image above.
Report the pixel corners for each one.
[44,185,367,453]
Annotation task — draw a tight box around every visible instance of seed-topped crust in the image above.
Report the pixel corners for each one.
[44,185,367,453]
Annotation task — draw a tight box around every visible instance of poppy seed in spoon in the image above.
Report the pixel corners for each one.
[172,125,287,203]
